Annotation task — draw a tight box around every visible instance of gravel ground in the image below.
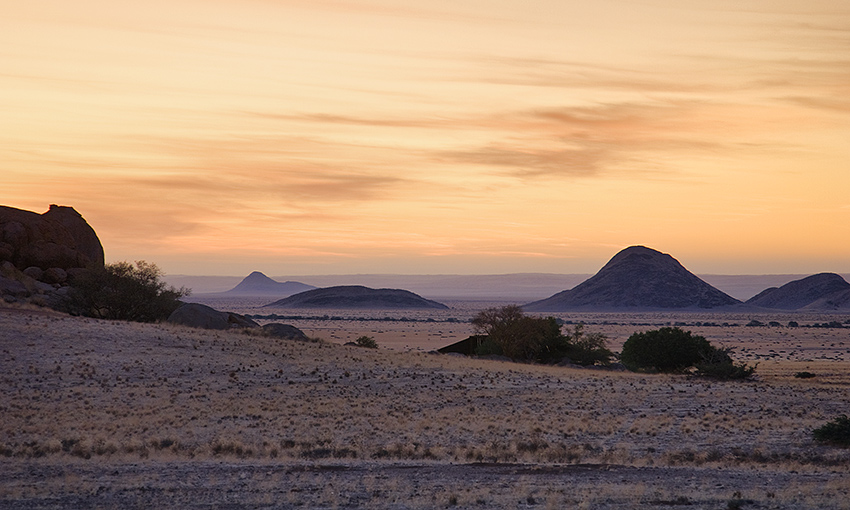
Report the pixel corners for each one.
[1,459,847,509]
[2,304,850,509]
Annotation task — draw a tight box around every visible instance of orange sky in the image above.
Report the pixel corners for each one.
[2,0,849,276]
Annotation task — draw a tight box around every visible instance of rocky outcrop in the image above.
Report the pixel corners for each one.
[166,302,259,330]
[0,205,104,306]
[0,205,104,271]
[524,246,740,312]
[264,285,449,309]
[746,273,850,310]
[223,271,316,297]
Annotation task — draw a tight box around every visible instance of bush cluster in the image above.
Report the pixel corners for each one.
[620,327,756,380]
[813,415,850,447]
[66,260,188,323]
[354,335,378,349]
[470,305,614,365]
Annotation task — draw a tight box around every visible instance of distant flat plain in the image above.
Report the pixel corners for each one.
[2,299,850,508]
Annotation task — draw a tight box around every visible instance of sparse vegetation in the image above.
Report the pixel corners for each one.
[812,415,850,447]
[3,306,850,508]
[66,260,188,322]
[621,327,756,379]
[470,305,613,365]
[354,335,378,349]
[794,371,816,379]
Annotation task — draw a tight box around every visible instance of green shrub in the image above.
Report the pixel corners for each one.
[621,327,755,379]
[474,337,503,356]
[471,305,563,361]
[471,306,613,365]
[695,359,757,380]
[354,335,378,349]
[813,415,850,447]
[621,327,715,373]
[561,324,615,366]
[66,260,188,322]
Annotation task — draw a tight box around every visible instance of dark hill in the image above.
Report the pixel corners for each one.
[745,273,850,310]
[263,285,449,309]
[224,271,315,297]
[524,246,740,312]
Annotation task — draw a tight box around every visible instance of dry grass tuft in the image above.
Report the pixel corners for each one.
[2,306,850,508]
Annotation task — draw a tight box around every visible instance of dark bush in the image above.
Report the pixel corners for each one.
[67,260,188,322]
[561,324,615,366]
[471,306,613,365]
[794,371,816,379]
[354,335,378,349]
[621,327,715,373]
[695,358,757,380]
[813,415,850,447]
[621,327,755,379]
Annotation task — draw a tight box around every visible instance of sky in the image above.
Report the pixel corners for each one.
[2,0,849,276]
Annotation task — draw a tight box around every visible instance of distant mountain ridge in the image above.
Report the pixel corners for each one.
[524,246,740,312]
[223,271,316,297]
[163,271,850,303]
[263,285,449,309]
[746,273,850,311]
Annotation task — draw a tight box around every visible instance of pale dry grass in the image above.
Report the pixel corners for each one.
[2,304,850,508]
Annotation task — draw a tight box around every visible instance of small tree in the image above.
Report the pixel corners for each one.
[471,305,563,361]
[470,306,613,365]
[563,324,615,366]
[67,260,188,322]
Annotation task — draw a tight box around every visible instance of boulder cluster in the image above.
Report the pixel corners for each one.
[1,205,104,307]
[167,302,308,340]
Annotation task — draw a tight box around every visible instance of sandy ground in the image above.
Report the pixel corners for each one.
[2,303,850,509]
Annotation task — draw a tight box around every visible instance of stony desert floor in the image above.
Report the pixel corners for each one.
[2,303,850,509]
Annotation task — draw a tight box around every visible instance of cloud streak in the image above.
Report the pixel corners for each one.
[2,0,849,274]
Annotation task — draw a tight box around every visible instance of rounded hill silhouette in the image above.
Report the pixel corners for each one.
[746,273,850,310]
[224,271,315,297]
[263,285,449,309]
[524,246,740,312]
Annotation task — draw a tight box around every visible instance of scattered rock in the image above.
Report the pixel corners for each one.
[0,275,29,299]
[23,267,44,281]
[43,267,68,285]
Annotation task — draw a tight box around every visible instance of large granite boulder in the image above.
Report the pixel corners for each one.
[262,323,308,340]
[167,302,259,330]
[0,205,104,271]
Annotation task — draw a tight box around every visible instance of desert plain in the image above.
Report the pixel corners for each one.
[2,301,850,509]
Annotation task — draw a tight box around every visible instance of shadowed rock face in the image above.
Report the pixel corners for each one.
[167,302,259,330]
[0,205,104,271]
[263,285,449,309]
[262,323,308,340]
[746,273,850,310]
[524,246,740,312]
[224,271,316,296]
